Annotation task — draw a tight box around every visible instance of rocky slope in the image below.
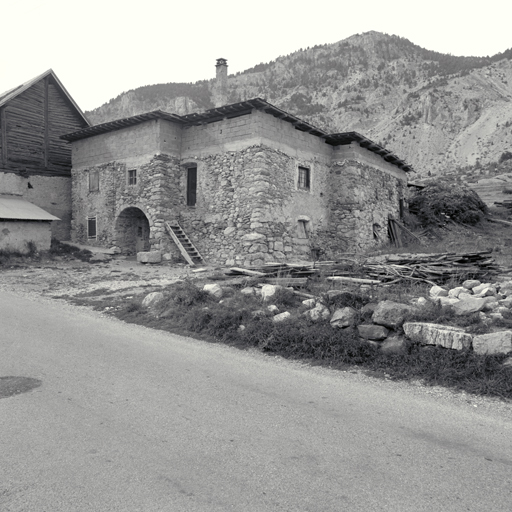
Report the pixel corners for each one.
[86,31,512,178]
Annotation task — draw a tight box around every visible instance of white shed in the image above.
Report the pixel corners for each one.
[0,195,60,254]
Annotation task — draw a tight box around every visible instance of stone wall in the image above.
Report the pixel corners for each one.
[177,144,332,266]
[69,111,410,264]
[319,160,407,256]
[71,154,182,256]
[0,172,71,240]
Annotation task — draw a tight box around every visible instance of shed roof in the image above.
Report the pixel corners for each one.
[0,69,90,126]
[0,196,60,221]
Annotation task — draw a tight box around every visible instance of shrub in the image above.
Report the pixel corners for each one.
[409,183,487,227]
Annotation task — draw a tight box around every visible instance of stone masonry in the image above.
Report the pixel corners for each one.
[66,100,410,265]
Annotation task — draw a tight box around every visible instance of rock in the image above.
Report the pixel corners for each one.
[472,331,512,355]
[360,303,378,316]
[238,325,246,332]
[240,287,257,296]
[499,297,512,308]
[462,279,481,290]
[261,284,282,301]
[302,298,316,308]
[330,307,357,328]
[142,291,165,308]
[304,304,331,321]
[472,283,495,295]
[267,305,279,314]
[137,251,162,264]
[482,297,499,311]
[448,286,466,299]
[429,285,448,298]
[416,297,428,307]
[437,296,460,307]
[273,312,291,323]
[403,322,472,351]
[457,292,473,301]
[372,300,416,329]
[380,336,408,354]
[503,356,512,367]
[357,324,389,341]
[203,283,223,299]
[452,296,489,315]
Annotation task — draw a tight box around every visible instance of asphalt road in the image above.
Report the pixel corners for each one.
[1,290,511,511]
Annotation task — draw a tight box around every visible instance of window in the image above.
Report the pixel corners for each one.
[89,170,99,192]
[297,219,310,239]
[298,166,310,190]
[187,166,197,206]
[128,169,137,186]
[87,217,97,239]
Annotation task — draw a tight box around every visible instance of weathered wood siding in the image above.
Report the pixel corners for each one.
[0,76,87,177]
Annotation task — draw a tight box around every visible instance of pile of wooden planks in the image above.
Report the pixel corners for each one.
[494,200,512,210]
[224,250,500,287]
[359,251,500,285]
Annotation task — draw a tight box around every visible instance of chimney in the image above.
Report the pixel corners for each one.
[213,58,228,107]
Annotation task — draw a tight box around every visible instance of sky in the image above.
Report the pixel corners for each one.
[1,0,511,112]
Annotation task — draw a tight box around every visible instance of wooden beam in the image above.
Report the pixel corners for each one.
[0,106,7,166]
[44,76,49,169]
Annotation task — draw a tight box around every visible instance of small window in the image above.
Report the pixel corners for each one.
[297,219,310,239]
[87,217,97,239]
[128,169,137,186]
[89,170,99,192]
[298,166,310,190]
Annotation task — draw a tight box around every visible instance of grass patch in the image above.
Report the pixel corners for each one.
[109,280,512,401]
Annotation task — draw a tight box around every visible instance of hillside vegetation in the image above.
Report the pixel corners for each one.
[86,31,512,178]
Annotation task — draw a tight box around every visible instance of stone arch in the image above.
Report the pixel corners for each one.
[115,206,151,255]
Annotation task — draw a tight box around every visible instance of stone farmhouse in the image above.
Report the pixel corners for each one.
[62,59,412,266]
[0,69,90,247]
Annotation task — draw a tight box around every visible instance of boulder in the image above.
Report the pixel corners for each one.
[472,331,512,355]
[372,300,416,329]
[267,305,279,314]
[462,279,481,290]
[302,298,316,308]
[403,322,472,351]
[357,324,389,341]
[304,304,331,322]
[261,284,282,302]
[437,297,460,307]
[452,296,489,316]
[430,286,448,299]
[137,251,162,264]
[241,287,257,296]
[142,291,165,308]
[472,283,495,296]
[330,307,357,328]
[380,336,408,354]
[448,287,466,299]
[503,357,512,368]
[203,283,223,299]
[273,312,291,323]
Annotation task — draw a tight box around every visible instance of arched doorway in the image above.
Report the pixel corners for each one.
[115,207,150,255]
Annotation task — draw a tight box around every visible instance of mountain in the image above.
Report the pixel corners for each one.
[86,31,512,177]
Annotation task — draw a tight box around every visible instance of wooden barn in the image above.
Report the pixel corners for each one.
[0,69,90,239]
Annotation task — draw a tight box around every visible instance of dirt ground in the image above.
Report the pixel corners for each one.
[0,256,217,306]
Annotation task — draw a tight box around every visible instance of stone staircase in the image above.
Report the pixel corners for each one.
[164,221,205,266]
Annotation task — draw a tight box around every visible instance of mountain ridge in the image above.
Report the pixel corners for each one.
[86,32,512,177]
